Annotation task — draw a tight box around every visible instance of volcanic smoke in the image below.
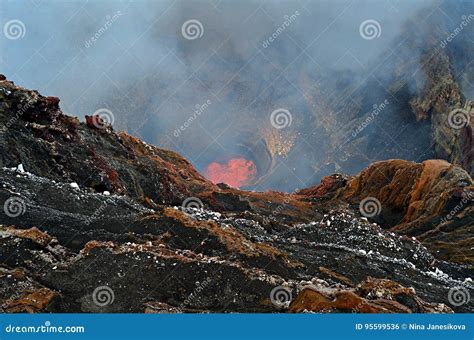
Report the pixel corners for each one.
[205,158,257,188]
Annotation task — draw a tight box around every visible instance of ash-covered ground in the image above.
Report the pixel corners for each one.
[0,77,472,313]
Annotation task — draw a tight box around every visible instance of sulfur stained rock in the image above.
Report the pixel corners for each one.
[356,277,453,313]
[0,77,314,222]
[0,78,472,314]
[3,288,59,313]
[6,226,56,247]
[293,158,473,262]
[297,174,348,199]
[144,302,184,313]
[289,277,453,314]
[289,287,408,313]
[325,159,474,263]
[0,267,60,313]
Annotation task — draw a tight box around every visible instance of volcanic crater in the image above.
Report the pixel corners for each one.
[0,76,472,313]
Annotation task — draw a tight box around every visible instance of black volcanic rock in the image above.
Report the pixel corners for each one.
[100,1,473,193]
[0,78,473,313]
[299,159,474,264]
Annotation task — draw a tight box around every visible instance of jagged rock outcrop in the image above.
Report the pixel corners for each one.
[0,77,315,222]
[301,159,473,263]
[0,78,472,313]
[289,277,452,313]
[99,1,472,193]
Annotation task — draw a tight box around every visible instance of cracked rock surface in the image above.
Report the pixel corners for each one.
[0,78,472,313]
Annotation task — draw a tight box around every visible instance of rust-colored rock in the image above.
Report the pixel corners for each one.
[327,159,473,262]
[318,266,354,287]
[85,115,110,130]
[144,302,183,313]
[289,277,452,313]
[297,174,347,198]
[3,288,59,313]
[7,227,55,247]
[0,78,472,314]
[45,96,60,107]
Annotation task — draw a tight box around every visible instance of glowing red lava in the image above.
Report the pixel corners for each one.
[205,158,257,188]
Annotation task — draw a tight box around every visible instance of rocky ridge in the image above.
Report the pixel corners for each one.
[0,77,472,313]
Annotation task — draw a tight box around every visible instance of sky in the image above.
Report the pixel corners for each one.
[4,0,471,190]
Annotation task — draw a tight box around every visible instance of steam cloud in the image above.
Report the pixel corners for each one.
[2,0,472,191]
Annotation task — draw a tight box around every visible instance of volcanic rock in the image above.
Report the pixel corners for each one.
[289,277,452,313]
[322,159,473,263]
[0,78,472,313]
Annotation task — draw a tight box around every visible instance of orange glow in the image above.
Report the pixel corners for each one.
[205,158,257,188]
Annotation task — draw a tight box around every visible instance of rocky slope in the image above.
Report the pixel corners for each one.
[0,78,472,313]
[300,159,474,263]
[98,0,473,192]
